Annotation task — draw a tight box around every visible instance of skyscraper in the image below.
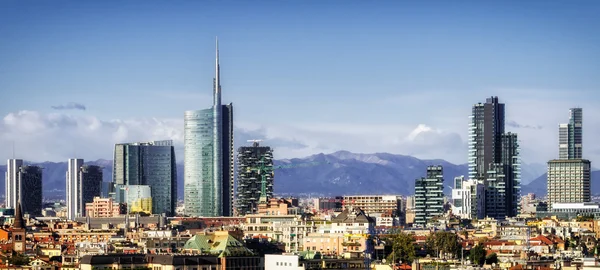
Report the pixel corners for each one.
[18,165,43,216]
[5,159,23,209]
[184,39,234,217]
[414,166,444,226]
[67,159,103,220]
[113,140,177,216]
[468,96,520,219]
[548,108,590,208]
[236,141,274,215]
[559,108,583,159]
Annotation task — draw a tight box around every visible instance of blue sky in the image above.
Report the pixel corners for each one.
[1,1,599,165]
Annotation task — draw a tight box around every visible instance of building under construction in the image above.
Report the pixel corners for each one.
[235,141,274,215]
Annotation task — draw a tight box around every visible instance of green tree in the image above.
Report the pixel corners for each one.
[386,232,416,264]
[485,253,498,265]
[426,232,461,259]
[469,245,486,266]
[8,252,30,266]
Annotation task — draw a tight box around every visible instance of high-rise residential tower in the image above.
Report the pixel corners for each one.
[548,108,590,208]
[559,108,583,159]
[414,166,444,226]
[112,140,177,216]
[5,159,23,209]
[236,141,274,215]
[66,159,103,220]
[468,97,520,219]
[184,39,234,217]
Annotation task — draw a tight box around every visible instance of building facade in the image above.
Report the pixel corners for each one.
[559,108,583,160]
[548,108,591,208]
[184,41,234,217]
[451,176,484,219]
[19,165,43,216]
[67,159,103,220]
[414,166,444,226]
[468,96,520,219]
[113,140,177,216]
[342,195,403,216]
[236,141,274,215]
[5,159,23,210]
[114,184,152,214]
[85,197,123,218]
[547,159,591,207]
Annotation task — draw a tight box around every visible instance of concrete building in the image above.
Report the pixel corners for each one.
[342,195,403,216]
[113,140,177,216]
[405,196,416,225]
[5,159,23,210]
[265,254,303,270]
[414,166,444,226]
[66,159,103,220]
[547,159,591,207]
[548,108,591,208]
[312,197,343,212]
[184,40,234,217]
[451,176,484,219]
[85,197,123,218]
[236,141,274,215]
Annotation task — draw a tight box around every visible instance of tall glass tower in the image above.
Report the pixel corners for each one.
[559,108,583,159]
[184,39,234,217]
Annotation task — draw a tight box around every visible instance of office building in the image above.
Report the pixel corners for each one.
[235,141,274,215]
[559,108,583,160]
[547,159,591,207]
[18,165,43,216]
[113,140,177,216]
[66,159,104,220]
[114,184,153,214]
[5,159,23,209]
[313,197,344,212]
[468,96,520,219]
[184,40,234,217]
[414,166,444,226]
[451,176,484,219]
[548,108,591,208]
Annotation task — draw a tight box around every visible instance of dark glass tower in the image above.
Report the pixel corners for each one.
[414,166,444,226]
[468,96,520,219]
[113,140,177,216]
[19,165,42,216]
[236,141,274,215]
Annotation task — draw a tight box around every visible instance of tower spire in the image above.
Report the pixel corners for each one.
[214,36,221,107]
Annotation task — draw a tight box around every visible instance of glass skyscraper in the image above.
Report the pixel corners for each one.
[112,140,177,216]
[184,39,234,217]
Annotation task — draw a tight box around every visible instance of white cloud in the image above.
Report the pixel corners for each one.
[0,111,467,164]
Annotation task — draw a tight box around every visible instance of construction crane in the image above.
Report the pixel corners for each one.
[246,156,324,205]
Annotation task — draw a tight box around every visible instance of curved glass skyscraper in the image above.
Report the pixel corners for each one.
[184,39,234,217]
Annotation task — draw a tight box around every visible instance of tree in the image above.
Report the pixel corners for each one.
[386,232,416,264]
[426,232,461,259]
[469,245,486,266]
[8,252,30,266]
[485,253,498,265]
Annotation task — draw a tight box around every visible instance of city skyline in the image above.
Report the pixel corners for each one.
[1,1,600,165]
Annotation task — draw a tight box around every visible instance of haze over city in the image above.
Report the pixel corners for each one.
[1,1,599,165]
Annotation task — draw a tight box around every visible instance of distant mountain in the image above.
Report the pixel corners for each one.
[520,162,547,185]
[0,151,545,199]
[521,170,600,197]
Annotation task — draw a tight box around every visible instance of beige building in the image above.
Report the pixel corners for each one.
[243,214,315,253]
[86,197,123,218]
[547,159,591,208]
[343,195,403,216]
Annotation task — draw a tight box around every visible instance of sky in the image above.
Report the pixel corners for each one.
[0,1,599,165]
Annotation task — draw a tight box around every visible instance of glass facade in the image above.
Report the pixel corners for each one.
[414,166,444,226]
[19,165,43,216]
[115,184,152,214]
[112,141,177,216]
[184,109,217,216]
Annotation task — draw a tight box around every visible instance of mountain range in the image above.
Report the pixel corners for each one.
[0,151,550,200]
[521,170,600,196]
